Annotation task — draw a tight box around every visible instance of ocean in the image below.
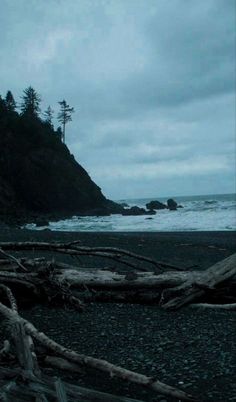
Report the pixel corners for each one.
[25,193,236,232]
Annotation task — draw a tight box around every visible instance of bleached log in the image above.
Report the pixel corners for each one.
[190,303,236,310]
[1,260,235,306]
[58,268,201,289]
[12,321,40,377]
[162,253,236,310]
[54,377,68,402]
[1,245,235,311]
[45,356,83,374]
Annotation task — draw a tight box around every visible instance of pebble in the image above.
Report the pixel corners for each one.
[1,293,234,402]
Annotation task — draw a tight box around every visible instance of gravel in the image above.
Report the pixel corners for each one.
[20,302,236,402]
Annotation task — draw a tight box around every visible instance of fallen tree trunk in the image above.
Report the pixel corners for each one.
[0,251,235,308]
[161,252,236,309]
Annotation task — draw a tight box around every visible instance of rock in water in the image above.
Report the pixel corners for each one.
[122,206,156,216]
[146,200,167,210]
[167,198,178,211]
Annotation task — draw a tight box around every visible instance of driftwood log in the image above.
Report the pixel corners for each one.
[0,240,235,308]
[0,240,235,401]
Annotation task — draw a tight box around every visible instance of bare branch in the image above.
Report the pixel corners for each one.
[0,248,27,272]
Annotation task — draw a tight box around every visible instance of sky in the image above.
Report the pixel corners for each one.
[0,0,235,200]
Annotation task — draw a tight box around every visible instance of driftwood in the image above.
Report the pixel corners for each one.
[0,240,235,401]
[0,298,197,402]
[190,303,236,310]
[160,252,236,309]
[0,250,235,308]
[0,241,186,272]
[0,366,144,402]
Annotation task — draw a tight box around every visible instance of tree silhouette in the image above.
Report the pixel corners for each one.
[5,91,16,112]
[43,106,54,127]
[20,86,41,117]
[57,100,74,143]
[0,96,7,116]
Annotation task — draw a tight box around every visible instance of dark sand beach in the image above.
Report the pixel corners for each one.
[0,229,236,401]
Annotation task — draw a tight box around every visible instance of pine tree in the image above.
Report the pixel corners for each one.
[43,106,54,127]
[57,100,74,143]
[20,86,41,117]
[5,90,16,112]
[0,96,7,116]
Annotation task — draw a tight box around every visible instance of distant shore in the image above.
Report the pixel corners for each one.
[0,229,236,401]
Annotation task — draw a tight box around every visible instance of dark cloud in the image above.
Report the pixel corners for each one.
[120,0,235,111]
[0,0,235,198]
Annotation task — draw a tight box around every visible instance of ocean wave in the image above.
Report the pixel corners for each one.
[24,194,236,232]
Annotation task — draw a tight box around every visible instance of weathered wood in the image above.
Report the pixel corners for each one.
[0,302,197,401]
[0,340,10,359]
[190,303,236,310]
[0,241,187,272]
[54,378,68,402]
[1,255,235,308]
[45,355,83,374]
[162,253,236,310]
[0,248,27,272]
[58,267,200,289]
[0,284,18,311]
[12,320,39,376]
[1,244,234,402]
[0,367,144,402]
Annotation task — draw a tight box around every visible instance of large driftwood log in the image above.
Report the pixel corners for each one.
[161,252,236,309]
[0,245,235,308]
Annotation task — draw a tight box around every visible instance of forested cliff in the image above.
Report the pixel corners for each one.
[0,89,121,223]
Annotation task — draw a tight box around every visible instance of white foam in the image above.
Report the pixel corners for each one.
[24,194,236,232]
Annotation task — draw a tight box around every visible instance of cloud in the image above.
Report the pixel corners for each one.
[0,0,235,198]
[22,29,73,69]
[92,155,230,180]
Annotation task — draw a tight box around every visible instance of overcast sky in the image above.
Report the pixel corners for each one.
[1,0,235,200]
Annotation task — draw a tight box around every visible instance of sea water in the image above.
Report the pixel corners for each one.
[25,193,236,232]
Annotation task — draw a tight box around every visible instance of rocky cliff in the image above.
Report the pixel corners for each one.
[0,103,121,223]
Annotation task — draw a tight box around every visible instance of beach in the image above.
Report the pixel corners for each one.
[0,228,236,401]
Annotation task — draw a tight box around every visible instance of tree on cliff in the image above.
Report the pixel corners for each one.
[5,90,17,112]
[43,106,54,128]
[57,99,74,143]
[20,86,41,117]
[0,96,7,116]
